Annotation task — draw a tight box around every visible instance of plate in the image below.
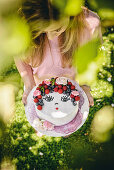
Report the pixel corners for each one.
[25,78,89,137]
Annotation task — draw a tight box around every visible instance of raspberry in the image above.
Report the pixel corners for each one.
[58,85,62,89]
[63,85,67,91]
[68,82,72,86]
[34,98,39,103]
[36,87,40,90]
[45,89,50,94]
[44,85,48,89]
[37,105,42,110]
[75,96,80,101]
[54,87,58,92]
[70,94,75,98]
[71,85,75,90]
[58,89,63,94]
[38,95,42,99]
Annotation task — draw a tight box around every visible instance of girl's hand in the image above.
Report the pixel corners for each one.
[22,85,35,105]
[80,85,94,107]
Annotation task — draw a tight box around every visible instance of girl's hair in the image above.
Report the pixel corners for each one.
[18,0,89,68]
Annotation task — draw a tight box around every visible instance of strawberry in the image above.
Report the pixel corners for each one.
[37,105,42,110]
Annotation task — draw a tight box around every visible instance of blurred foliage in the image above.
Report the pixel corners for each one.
[73,38,101,73]
[88,0,114,20]
[52,0,84,16]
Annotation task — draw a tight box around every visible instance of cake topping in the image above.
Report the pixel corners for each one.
[33,77,80,110]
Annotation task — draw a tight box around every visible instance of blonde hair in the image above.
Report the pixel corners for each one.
[18,0,89,68]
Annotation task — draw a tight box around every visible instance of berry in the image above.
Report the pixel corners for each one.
[37,105,42,110]
[42,81,45,85]
[36,87,40,90]
[54,87,58,92]
[75,96,80,101]
[34,98,39,103]
[44,85,48,89]
[38,95,42,99]
[58,85,62,89]
[55,82,58,86]
[73,101,77,106]
[39,84,42,87]
[58,89,63,94]
[68,82,72,86]
[70,94,75,98]
[71,85,75,90]
[45,89,50,94]
[63,85,67,91]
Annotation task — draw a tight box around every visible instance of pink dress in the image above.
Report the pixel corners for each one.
[29,9,103,84]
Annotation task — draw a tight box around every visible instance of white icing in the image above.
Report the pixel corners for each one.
[34,77,79,126]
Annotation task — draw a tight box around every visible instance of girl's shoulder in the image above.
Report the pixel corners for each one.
[82,7,101,29]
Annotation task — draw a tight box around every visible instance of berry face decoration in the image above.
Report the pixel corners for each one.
[33,77,80,126]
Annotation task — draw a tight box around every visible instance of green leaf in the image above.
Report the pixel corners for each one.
[64,0,84,16]
[72,38,100,73]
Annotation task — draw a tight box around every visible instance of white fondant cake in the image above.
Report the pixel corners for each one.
[33,77,80,126]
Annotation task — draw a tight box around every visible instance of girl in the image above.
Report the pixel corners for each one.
[14,0,103,107]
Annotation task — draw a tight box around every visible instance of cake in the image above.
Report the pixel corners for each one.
[33,77,80,126]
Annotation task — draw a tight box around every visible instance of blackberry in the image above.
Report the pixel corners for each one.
[71,98,75,102]
[39,102,44,106]
[63,91,66,94]
[33,96,37,99]
[73,102,77,106]
[42,92,45,96]
[39,99,43,102]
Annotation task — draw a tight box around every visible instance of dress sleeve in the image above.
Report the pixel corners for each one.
[85,9,103,44]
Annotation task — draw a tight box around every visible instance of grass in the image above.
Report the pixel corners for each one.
[0,30,113,170]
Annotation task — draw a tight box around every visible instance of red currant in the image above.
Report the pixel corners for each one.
[34,98,39,103]
[58,85,62,89]
[37,105,42,110]
[63,85,67,91]
[58,89,63,94]
[71,85,75,90]
[54,87,58,92]
[38,95,42,99]
[68,82,72,86]
[44,85,48,89]
[45,89,50,94]
[70,94,75,98]
[36,87,40,90]
[75,96,80,101]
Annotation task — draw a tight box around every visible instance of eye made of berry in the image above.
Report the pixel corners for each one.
[61,96,70,102]
[43,95,54,102]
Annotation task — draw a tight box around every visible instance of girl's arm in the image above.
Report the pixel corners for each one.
[14,57,36,105]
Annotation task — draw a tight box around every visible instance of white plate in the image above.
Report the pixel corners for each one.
[25,78,89,137]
